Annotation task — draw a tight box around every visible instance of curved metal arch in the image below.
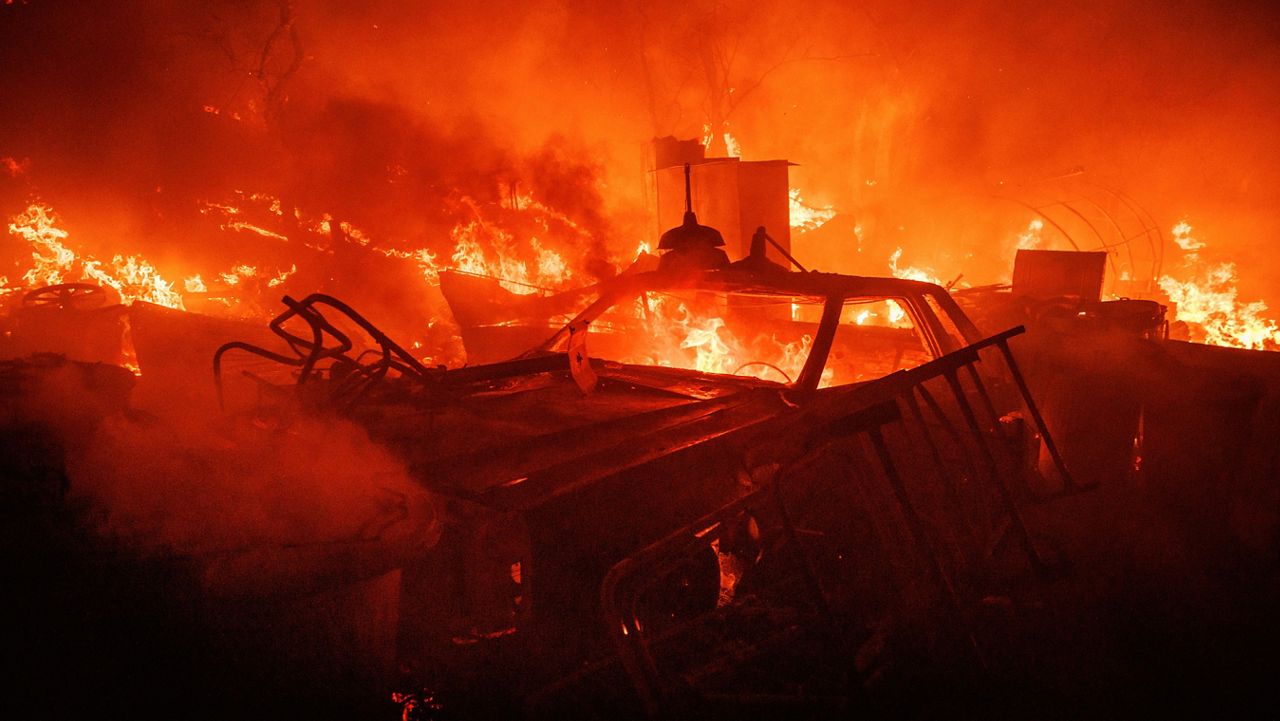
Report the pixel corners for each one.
[998,196,1083,252]
[1080,179,1166,293]
[1063,195,1137,292]
[1035,199,1121,282]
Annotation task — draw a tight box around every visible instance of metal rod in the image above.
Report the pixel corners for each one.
[942,370,1047,574]
[993,339,1082,492]
[867,427,986,669]
[683,162,692,214]
[762,229,809,273]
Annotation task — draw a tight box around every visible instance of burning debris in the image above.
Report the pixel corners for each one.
[4,1,1280,719]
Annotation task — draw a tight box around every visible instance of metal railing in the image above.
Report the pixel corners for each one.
[598,326,1084,717]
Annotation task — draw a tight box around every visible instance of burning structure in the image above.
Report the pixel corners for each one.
[3,1,1279,719]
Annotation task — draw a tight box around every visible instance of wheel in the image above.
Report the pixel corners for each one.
[22,283,109,311]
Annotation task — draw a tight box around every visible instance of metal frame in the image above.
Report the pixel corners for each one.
[213,293,432,410]
[598,327,1085,717]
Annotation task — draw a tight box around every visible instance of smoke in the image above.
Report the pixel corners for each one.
[2,0,1278,297]
[67,407,441,599]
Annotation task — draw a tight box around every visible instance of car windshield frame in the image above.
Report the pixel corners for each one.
[530,269,982,392]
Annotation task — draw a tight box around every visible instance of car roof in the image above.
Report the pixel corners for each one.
[602,268,948,301]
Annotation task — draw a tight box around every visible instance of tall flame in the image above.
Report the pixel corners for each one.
[1158,220,1279,351]
[10,203,75,287]
[6,202,185,310]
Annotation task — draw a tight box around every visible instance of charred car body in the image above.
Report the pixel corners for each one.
[209,261,1076,716]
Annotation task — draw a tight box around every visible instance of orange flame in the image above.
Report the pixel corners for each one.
[888,247,942,286]
[10,203,75,287]
[789,188,836,233]
[1016,218,1045,250]
[624,294,831,386]
[1158,220,1279,351]
[6,202,186,310]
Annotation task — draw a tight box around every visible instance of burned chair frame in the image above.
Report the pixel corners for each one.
[212,293,433,411]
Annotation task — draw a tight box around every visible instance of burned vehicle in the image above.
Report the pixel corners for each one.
[212,264,1076,716]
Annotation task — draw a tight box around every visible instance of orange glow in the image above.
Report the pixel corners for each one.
[789,188,836,233]
[82,255,184,309]
[10,203,75,287]
[2,156,29,176]
[1016,218,1045,250]
[448,218,576,295]
[6,202,185,310]
[219,264,258,287]
[678,309,735,374]
[620,293,831,386]
[888,247,942,286]
[267,264,298,288]
[1159,221,1279,350]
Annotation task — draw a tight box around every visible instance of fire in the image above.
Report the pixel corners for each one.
[219,264,258,287]
[679,310,735,375]
[5,202,186,310]
[196,186,582,306]
[267,264,298,288]
[450,221,538,294]
[1017,218,1045,250]
[10,203,75,287]
[789,188,836,233]
[625,294,830,386]
[532,239,571,285]
[723,132,743,159]
[1158,221,1279,350]
[83,255,184,309]
[709,130,835,235]
[888,247,943,285]
[448,219,575,295]
[451,224,496,273]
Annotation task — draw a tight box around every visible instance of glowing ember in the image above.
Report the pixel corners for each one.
[198,194,287,240]
[219,265,258,287]
[267,264,298,288]
[2,156,29,176]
